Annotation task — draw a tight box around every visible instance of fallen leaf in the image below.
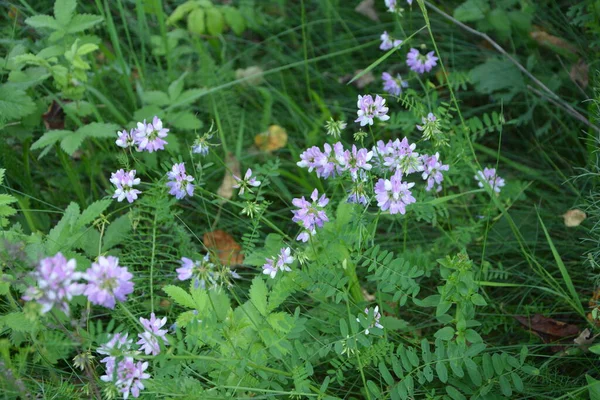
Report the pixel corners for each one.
[355,0,379,22]
[530,30,578,55]
[217,153,240,202]
[254,124,288,152]
[235,66,264,86]
[514,314,579,352]
[338,69,375,89]
[574,328,599,352]
[362,288,375,302]
[43,100,65,130]
[203,230,244,266]
[562,209,586,227]
[570,59,589,89]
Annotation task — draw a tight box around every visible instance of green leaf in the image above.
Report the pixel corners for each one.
[60,133,84,155]
[453,0,489,22]
[76,199,111,229]
[469,58,524,95]
[434,326,455,341]
[1,312,37,332]
[586,375,600,399]
[222,6,245,35]
[77,43,98,56]
[187,8,206,35]
[435,361,448,383]
[31,130,73,150]
[143,90,170,106]
[519,345,528,364]
[170,111,202,130]
[379,362,395,386]
[0,194,17,206]
[76,122,120,138]
[168,72,187,101]
[511,372,524,392]
[206,7,225,35]
[470,293,487,306]
[25,15,59,30]
[167,0,199,25]
[498,375,512,397]
[67,14,103,34]
[446,386,466,400]
[589,344,600,355]
[487,9,511,40]
[249,276,268,316]
[0,86,36,121]
[163,285,196,309]
[464,358,482,386]
[102,214,131,251]
[55,0,76,25]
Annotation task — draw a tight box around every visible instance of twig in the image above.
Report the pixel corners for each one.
[423,1,600,134]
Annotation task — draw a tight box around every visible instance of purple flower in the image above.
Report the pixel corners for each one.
[83,256,134,309]
[291,189,329,242]
[355,94,390,126]
[347,171,370,206]
[382,72,408,96]
[98,333,133,358]
[23,253,84,314]
[475,167,505,193]
[380,31,402,51]
[358,306,383,335]
[233,168,261,195]
[166,163,195,199]
[116,359,150,399]
[192,132,213,156]
[176,254,240,289]
[110,169,142,203]
[262,247,293,279]
[116,129,135,148]
[380,137,423,175]
[297,143,347,179]
[421,153,449,192]
[344,144,373,180]
[134,116,168,152]
[137,313,168,356]
[374,170,416,215]
[406,48,438,74]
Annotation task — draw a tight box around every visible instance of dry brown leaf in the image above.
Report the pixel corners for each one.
[217,153,240,202]
[203,230,244,266]
[573,328,598,351]
[514,314,579,352]
[254,125,288,152]
[355,0,379,22]
[570,59,589,89]
[562,209,586,227]
[530,30,578,55]
[43,100,66,130]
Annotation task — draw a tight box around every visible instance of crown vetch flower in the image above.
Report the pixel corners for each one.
[111,169,142,203]
[421,153,449,192]
[116,359,150,399]
[134,116,168,152]
[116,129,135,148]
[233,168,261,195]
[166,163,195,199]
[292,189,329,242]
[382,72,408,96]
[380,137,423,175]
[262,247,293,279]
[297,143,347,179]
[358,306,384,335]
[83,256,134,309]
[475,167,505,193]
[344,144,373,180]
[23,253,84,314]
[374,170,416,215]
[347,170,370,206]
[406,48,438,74]
[137,313,168,356]
[355,94,390,126]
[380,31,402,51]
[192,132,214,156]
[177,254,240,289]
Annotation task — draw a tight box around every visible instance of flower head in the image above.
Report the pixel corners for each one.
[421,153,449,192]
[192,132,214,156]
[344,145,373,180]
[23,253,84,314]
[177,254,240,289]
[380,31,403,51]
[382,72,408,96]
[116,129,135,148]
[374,170,416,215]
[233,168,261,195]
[134,116,168,152]
[291,189,329,242]
[262,247,294,279]
[358,306,383,335]
[110,169,142,203]
[324,118,347,139]
[166,163,195,199]
[137,313,168,356]
[355,94,390,126]
[297,143,346,180]
[83,256,134,309]
[475,167,505,193]
[347,170,370,206]
[380,137,423,175]
[406,48,438,74]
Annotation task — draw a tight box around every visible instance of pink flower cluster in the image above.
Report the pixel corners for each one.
[176,253,241,289]
[166,163,195,199]
[262,247,294,279]
[97,313,167,399]
[475,167,505,193]
[291,189,330,242]
[297,142,373,181]
[406,48,438,74]
[23,253,134,314]
[116,116,169,153]
[110,170,142,203]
